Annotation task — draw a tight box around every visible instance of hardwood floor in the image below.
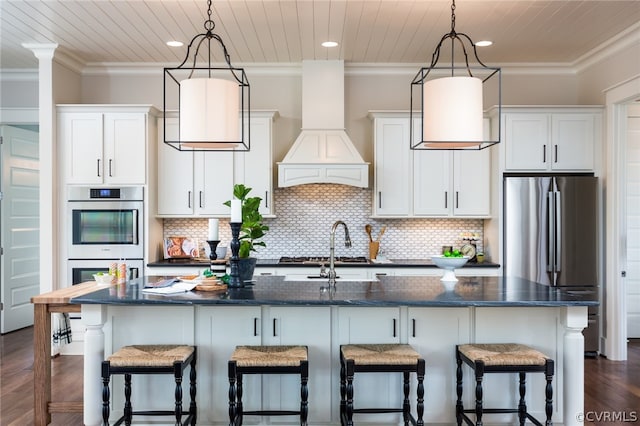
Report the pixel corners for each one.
[1,326,639,425]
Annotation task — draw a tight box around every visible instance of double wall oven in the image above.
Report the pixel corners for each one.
[67,186,144,285]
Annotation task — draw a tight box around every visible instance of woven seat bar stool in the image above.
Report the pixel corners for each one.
[340,344,426,426]
[101,345,197,426]
[228,345,309,426]
[456,343,554,426]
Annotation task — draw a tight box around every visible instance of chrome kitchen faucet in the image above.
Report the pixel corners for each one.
[328,221,352,288]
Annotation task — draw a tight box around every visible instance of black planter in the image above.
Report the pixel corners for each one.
[238,257,257,284]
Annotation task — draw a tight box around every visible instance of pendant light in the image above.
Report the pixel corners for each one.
[410,0,501,150]
[164,0,250,151]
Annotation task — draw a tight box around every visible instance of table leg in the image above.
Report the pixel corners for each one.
[33,304,51,426]
[563,306,588,426]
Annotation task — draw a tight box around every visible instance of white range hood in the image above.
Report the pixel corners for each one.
[278,60,369,188]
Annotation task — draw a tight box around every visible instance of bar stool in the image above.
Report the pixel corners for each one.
[101,345,197,426]
[340,344,426,426]
[228,345,309,425]
[456,343,554,426]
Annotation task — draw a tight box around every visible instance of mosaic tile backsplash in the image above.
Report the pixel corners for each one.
[163,184,484,260]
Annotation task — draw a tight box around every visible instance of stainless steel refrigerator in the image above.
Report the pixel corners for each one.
[503,175,599,354]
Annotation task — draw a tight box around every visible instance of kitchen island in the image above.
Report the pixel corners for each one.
[71,275,595,426]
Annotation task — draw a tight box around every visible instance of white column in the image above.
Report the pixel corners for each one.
[562,306,588,426]
[82,304,107,426]
[22,43,58,294]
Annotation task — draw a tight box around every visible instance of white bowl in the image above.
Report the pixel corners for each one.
[431,255,469,282]
[93,273,115,285]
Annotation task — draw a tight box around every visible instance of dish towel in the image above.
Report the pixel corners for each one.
[52,313,73,347]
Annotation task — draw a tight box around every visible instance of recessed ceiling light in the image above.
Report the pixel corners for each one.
[322,41,338,48]
[167,40,184,47]
[475,40,493,47]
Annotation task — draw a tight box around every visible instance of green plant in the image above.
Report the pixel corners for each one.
[224,184,269,258]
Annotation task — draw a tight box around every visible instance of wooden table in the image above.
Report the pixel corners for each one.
[30,282,101,426]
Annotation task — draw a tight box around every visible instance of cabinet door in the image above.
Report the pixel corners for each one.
[338,307,401,423]
[453,149,491,216]
[414,150,450,216]
[196,151,234,215]
[266,306,332,423]
[195,306,262,423]
[551,114,595,170]
[374,118,411,216]
[504,114,549,171]
[103,113,146,184]
[61,112,104,184]
[235,116,273,215]
[408,308,470,424]
[157,118,195,215]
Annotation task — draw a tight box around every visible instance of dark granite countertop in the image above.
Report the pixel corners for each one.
[71,275,596,307]
[146,258,500,268]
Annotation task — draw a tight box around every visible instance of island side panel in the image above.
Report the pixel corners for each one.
[474,307,564,424]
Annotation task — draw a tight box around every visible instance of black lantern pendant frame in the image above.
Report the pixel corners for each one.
[164,0,250,152]
[410,0,501,151]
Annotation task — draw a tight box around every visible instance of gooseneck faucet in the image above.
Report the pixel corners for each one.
[329,221,352,287]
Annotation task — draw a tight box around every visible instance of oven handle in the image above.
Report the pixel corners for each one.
[133,210,139,245]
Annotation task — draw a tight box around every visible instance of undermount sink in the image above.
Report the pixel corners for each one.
[284,275,379,283]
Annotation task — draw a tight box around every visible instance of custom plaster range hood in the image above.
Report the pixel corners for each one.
[278,60,369,188]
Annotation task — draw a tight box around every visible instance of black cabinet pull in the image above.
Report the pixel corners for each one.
[108,159,113,177]
[393,318,397,338]
[253,317,258,336]
[187,191,192,208]
[543,145,547,163]
[199,191,203,208]
[265,191,268,208]
[444,191,448,208]
[97,159,101,177]
[273,318,277,337]
[554,144,558,163]
[455,191,459,209]
[412,319,416,338]
[378,191,382,209]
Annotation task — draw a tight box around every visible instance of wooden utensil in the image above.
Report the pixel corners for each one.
[365,224,373,242]
[376,226,386,242]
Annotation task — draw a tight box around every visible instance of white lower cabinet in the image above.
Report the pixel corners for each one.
[264,306,332,423]
[195,306,331,424]
[337,307,401,424]
[408,307,471,424]
[195,306,262,424]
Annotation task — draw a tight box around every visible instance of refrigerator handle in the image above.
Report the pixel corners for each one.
[547,191,554,272]
[555,190,562,272]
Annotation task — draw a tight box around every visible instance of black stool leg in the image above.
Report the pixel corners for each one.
[301,360,309,426]
[345,359,355,426]
[237,373,244,425]
[189,354,197,426]
[402,371,411,425]
[228,361,238,426]
[101,362,111,426]
[518,372,527,426]
[545,359,554,426]
[174,362,184,425]
[339,355,346,425]
[416,358,426,426]
[455,353,463,426]
[124,373,132,426]
[474,361,484,426]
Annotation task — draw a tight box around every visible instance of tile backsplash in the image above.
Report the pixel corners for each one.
[163,184,484,260]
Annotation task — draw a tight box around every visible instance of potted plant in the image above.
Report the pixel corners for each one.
[224,184,269,282]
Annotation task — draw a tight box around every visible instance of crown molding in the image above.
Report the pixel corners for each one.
[0,69,38,82]
[574,21,640,74]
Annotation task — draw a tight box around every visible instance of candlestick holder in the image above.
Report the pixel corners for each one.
[206,240,220,261]
[228,222,243,288]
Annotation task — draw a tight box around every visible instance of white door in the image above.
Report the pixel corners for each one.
[1,125,40,333]
[626,107,640,338]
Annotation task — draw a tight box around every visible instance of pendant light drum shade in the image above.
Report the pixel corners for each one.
[180,78,240,146]
[422,76,483,148]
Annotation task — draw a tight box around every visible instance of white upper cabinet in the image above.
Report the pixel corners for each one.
[501,107,602,172]
[373,116,411,216]
[371,112,491,218]
[59,106,155,185]
[157,111,277,217]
